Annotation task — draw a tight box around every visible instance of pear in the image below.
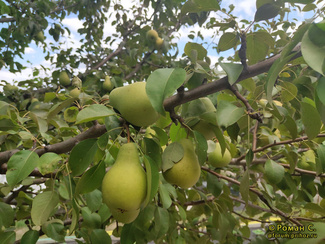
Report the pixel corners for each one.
[110,208,140,224]
[146,29,159,43]
[207,141,232,168]
[109,82,159,127]
[59,71,71,86]
[102,143,147,211]
[163,139,201,189]
[103,76,114,91]
[155,37,164,49]
[72,76,82,88]
[69,87,81,98]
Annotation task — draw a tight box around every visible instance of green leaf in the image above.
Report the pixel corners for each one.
[90,229,112,244]
[219,63,243,85]
[264,159,285,184]
[308,22,325,47]
[75,160,106,194]
[38,153,62,175]
[64,106,79,122]
[47,97,76,122]
[159,183,173,209]
[304,203,325,216]
[181,0,220,15]
[169,122,187,142]
[216,100,245,127]
[162,142,184,172]
[142,156,160,208]
[254,3,281,22]
[76,104,115,124]
[153,207,169,239]
[120,223,136,244]
[0,231,16,244]
[143,138,162,169]
[193,130,208,165]
[0,117,19,131]
[85,190,102,212]
[245,149,254,168]
[316,145,325,174]
[301,29,325,76]
[6,150,39,187]
[217,32,239,52]
[0,202,15,228]
[69,138,99,176]
[283,115,298,139]
[301,101,321,140]
[31,191,60,226]
[207,173,223,197]
[146,68,186,115]
[280,81,298,102]
[42,221,66,243]
[316,77,325,106]
[240,170,250,204]
[104,115,122,140]
[184,42,207,61]
[246,32,275,65]
[20,230,39,244]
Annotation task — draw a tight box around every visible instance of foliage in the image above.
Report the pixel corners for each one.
[1,0,325,243]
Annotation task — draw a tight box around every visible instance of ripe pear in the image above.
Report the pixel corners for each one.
[69,87,81,98]
[109,82,159,127]
[59,71,71,86]
[110,208,140,224]
[163,139,201,189]
[102,143,147,211]
[146,29,159,43]
[207,141,232,168]
[103,76,114,91]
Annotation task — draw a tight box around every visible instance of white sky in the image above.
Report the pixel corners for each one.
[0,0,319,86]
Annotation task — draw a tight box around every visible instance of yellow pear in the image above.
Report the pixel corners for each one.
[59,71,71,86]
[103,76,114,91]
[110,208,140,224]
[146,29,159,43]
[102,143,147,211]
[207,141,232,168]
[163,139,201,189]
[109,82,159,127]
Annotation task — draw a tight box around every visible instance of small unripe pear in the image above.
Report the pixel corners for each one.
[146,29,159,43]
[207,141,232,168]
[155,37,164,49]
[69,87,81,98]
[72,76,82,88]
[103,76,114,91]
[59,71,71,86]
[35,31,45,42]
[163,139,201,189]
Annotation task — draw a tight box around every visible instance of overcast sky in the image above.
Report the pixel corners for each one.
[0,0,318,86]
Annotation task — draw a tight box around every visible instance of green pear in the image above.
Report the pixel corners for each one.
[155,37,164,49]
[192,120,216,140]
[110,208,140,224]
[109,82,159,127]
[146,29,159,43]
[163,139,201,189]
[103,76,114,91]
[207,141,232,168]
[72,76,82,88]
[69,87,81,98]
[102,143,147,211]
[59,71,71,86]
[297,149,316,171]
[35,31,45,42]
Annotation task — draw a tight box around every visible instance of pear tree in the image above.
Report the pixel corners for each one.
[1,0,325,243]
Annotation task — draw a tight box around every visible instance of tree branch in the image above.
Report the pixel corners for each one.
[163,44,301,112]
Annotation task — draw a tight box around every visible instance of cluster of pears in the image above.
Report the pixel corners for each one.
[59,71,82,98]
[109,82,159,127]
[146,29,164,50]
[102,143,147,223]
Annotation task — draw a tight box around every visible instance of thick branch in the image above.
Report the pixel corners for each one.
[0,124,107,164]
[163,44,301,111]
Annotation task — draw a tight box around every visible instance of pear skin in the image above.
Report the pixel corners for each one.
[103,76,114,91]
[109,82,159,127]
[102,143,147,211]
[59,71,71,86]
[110,208,140,224]
[207,142,232,168]
[163,139,201,189]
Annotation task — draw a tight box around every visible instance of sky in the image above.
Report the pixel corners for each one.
[0,0,320,87]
